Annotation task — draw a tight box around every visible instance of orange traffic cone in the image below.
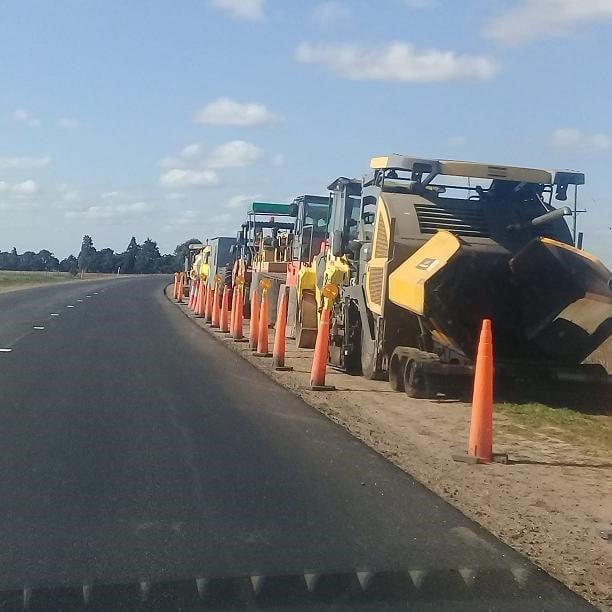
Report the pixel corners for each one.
[310,308,335,390]
[173,273,179,300]
[249,289,260,350]
[219,286,230,332]
[195,278,205,316]
[272,288,292,371]
[204,284,213,323]
[187,279,195,309]
[467,319,494,463]
[211,283,221,328]
[233,285,247,342]
[177,273,184,303]
[230,286,237,336]
[255,284,272,357]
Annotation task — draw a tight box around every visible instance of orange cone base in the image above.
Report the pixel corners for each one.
[309,384,336,391]
[253,351,272,357]
[452,453,508,465]
[273,362,293,371]
[233,338,249,343]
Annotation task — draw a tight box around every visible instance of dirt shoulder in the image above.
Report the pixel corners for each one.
[167,287,612,611]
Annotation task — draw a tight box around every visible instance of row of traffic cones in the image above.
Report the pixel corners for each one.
[175,272,497,466]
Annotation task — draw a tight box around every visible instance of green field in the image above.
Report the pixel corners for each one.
[0,271,74,290]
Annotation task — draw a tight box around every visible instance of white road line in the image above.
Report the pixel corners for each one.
[93,292,98,295]
[50,313,60,316]
[33,326,45,330]
[0,348,12,352]
[67,305,75,308]
[77,299,84,302]
[85,295,92,298]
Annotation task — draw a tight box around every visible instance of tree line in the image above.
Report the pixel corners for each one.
[0,236,202,275]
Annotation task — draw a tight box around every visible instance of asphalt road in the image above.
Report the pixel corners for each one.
[0,276,593,610]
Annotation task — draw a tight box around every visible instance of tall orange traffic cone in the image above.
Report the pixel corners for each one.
[230,286,237,336]
[173,273,179,300]
[467,319,494,463]
[211,283,221,328]
[204,284,213,323]
[195,278,205,316]
[219,286,230,332]
[192,279,201,311]
[249,289,260,350]
[255,284,272,357]
[233,285,247,342]
[272,287,292,371]
[310,308,335,390]
[187,279,195,310]
[177,273,184,303]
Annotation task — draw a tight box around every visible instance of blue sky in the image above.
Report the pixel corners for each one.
[1,0,611,263]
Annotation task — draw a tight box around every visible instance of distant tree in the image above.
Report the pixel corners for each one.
[7,247,19,270]
[36,249,59,271]
[174,238,201,271]
[157,253,182,273]
[77,235,96,272]
[59,255,79,275]
[19,251,37,271]
[91,248,116,273]
[134,237,161,274]
[121,236,140,274]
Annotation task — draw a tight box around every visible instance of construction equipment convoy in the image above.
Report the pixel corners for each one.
[191,153,612,396]
[230,197,330,327]
[296,155,612,396]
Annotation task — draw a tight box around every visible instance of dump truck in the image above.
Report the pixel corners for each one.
[300,154,612,397]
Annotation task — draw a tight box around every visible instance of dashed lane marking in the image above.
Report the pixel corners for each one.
[66,305,75,308]
[33,326,45,330]
[50,313,60,316]
[0,348,12,352]
[77,299,84,302]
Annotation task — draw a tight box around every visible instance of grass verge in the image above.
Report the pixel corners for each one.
[496,401,612,451]
[0,271,72,289]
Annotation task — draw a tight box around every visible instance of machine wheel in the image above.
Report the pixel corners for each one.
[403,359,434,399]
[360,322,383,380]
[295,291,318,349]
[388,353,405,391]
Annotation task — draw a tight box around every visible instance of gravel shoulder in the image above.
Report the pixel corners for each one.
[168,287,612,611]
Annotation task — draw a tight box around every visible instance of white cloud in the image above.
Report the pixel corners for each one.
[65,201,151,219]
[484,0,612,44]
[313,2,351,26]
[180,143,203,158]
[551,127,611,151]
[0,156,51,169]
[11,180,40,196]
[210,0,264,20]
[207,140,264,168]
[62,189,80,203]
[166,192,186,201]
[296,42,497,82]
[58,117,81,128]
[0,181,7,193]
[227,193,261,209]
[194,97,280,126]
[100,190,128,200]
[13,108,40,126]
[158,156,184,169]
[159,168,220,188]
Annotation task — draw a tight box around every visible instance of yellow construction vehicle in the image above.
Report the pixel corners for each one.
[300,155,612,396]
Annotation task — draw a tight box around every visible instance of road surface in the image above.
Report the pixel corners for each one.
[0,276,592,610]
